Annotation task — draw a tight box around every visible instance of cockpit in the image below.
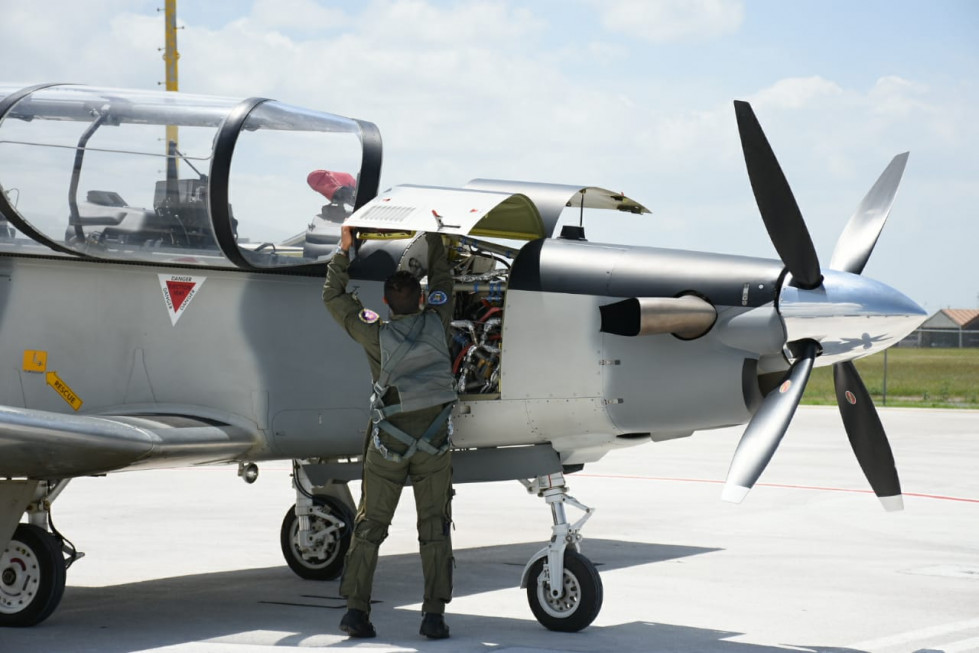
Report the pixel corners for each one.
[0,83,380,271]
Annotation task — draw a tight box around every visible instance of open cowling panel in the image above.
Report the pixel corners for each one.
[342,181,652,398]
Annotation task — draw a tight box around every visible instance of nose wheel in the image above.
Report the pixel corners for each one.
[0,524,66,627]
[527,549,603,632]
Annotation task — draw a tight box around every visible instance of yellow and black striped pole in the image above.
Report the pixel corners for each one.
[163,0,179,168]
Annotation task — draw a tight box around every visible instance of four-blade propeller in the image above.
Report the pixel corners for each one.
[723,101,907,510]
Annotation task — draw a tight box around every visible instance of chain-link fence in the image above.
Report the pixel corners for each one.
[901,328,979,348]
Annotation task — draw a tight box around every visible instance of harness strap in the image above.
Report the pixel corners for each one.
[376,315,427,391]
[370,314,426,422]
[372,402,455,463]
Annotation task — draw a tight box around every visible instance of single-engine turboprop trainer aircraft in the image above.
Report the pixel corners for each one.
[0,83,926,630]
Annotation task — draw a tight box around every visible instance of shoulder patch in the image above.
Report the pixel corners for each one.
[359,308,380,324]
[427,290,448,306]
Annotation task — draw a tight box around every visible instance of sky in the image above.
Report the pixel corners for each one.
[0,0,976,312]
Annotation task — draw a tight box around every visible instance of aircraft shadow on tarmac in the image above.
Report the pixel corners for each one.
[9,539,868,652]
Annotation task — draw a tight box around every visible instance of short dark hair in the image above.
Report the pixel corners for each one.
[384,270,422,315]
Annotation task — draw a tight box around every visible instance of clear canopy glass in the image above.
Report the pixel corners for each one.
[0,84,378,269]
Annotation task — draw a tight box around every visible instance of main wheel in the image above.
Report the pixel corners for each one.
[0,524,67,627]
[280,496,353,581]
[526,550,603,632]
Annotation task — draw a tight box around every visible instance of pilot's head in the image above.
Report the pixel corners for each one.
[383,271,422,315]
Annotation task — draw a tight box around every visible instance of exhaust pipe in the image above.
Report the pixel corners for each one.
[600,295,716,339]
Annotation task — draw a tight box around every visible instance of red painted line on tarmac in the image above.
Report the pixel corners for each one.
[576,473,979,504]
[157,467,978,504]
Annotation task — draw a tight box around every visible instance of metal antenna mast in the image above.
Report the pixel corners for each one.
[163,0,179,166]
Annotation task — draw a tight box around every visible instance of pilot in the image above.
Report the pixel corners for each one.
[323,226,457,640]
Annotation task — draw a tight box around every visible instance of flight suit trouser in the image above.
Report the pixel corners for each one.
[339,436,453,615]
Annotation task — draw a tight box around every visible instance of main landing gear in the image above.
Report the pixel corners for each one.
[279,461,355,581]
[519,472,603,632]
[0,480,79,627]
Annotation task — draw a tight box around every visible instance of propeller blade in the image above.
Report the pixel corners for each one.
[829,152,910,275]
[833,361,903,511]
[723,340,819,503]
[734,101,822,289]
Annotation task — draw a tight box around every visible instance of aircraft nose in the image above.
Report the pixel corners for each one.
[778,270,927,365]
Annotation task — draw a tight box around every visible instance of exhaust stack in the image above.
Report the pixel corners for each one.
[600,295,716,339]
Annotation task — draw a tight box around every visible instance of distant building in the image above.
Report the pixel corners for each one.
[911,309,979,347]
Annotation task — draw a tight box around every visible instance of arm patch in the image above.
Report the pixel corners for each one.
[427,290,448,306]
[359,308,380,324]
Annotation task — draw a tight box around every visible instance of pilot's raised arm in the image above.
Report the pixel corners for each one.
[423,232,454,333]
[322,227,380,357]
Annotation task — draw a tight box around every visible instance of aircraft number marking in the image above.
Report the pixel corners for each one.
[45,371,83,411]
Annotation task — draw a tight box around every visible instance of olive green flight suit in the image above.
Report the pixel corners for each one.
[322,232,455,616]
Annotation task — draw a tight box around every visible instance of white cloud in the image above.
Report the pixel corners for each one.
[166,1,639,191]
[249,0,347,33]
[749,76,844,111]
[587,0,744,43]
[0,2,158,87]
[359,0,544,47]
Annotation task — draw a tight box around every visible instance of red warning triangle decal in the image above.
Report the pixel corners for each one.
[167,281,196,312]
[158,274,206,325]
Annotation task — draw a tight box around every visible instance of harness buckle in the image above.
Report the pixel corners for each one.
[372,431,403,463]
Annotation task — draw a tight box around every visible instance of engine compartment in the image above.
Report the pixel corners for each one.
[399,233,513,399]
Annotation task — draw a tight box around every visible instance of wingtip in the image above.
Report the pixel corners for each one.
[722,484,750,504]
[879,494,904,512]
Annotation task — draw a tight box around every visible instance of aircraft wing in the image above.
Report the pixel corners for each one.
[0,405,258,478]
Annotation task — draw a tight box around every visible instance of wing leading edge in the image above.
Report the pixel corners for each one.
[0,406,259,478]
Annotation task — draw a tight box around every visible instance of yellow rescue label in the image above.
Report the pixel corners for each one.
[45,372,83,411]
[22,350,47,372]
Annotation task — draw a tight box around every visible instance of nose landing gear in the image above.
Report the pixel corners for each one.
[519,472,603,632]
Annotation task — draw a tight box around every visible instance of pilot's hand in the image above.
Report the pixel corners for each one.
[340,226,354,253]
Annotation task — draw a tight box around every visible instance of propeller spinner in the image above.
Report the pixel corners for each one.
[723,101,920,510]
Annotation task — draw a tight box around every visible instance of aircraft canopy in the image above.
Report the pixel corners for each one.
[0,83,380,271]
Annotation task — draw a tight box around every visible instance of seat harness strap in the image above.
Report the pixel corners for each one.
[370,316,454,463]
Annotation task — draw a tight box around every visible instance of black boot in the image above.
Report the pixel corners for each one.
[420,612,450,639]
[339,608,376,638]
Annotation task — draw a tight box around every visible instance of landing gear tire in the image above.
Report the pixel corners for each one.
[0,524,67,627]
[527,550,603,632]
[280,496,353,581]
